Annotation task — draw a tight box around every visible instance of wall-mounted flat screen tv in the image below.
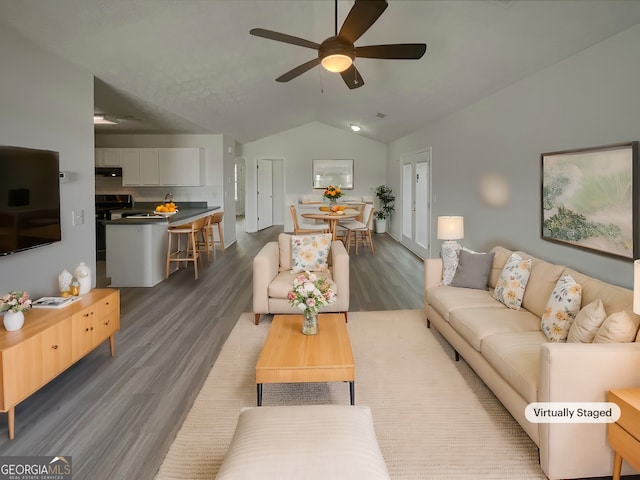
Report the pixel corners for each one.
[0,145,62,256]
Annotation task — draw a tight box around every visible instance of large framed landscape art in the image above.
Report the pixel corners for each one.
[541,141,639,260]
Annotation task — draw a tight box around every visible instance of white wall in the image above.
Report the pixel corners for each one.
[240,121,386,232]
[0,23,95,297]
[388,24,640,288]
[95,133,237,246]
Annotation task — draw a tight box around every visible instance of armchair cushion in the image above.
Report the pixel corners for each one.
[268,271,338,299]
[291,234,332,273]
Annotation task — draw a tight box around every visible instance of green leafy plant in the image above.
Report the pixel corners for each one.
[374,185,395,220]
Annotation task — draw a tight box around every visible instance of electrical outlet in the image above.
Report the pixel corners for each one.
[72,209,84,226]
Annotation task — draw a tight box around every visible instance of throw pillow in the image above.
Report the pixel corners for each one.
[493,253,532,310]
[567,299,607,343]
[450,250,495,290]
[291,234,332,273]
[593,311,637,343]
[540,275,582,342]
[441,242,462,286]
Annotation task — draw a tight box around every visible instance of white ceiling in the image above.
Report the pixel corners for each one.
[1,0,640,144]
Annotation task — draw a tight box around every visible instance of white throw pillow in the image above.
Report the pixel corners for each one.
[441,243,462,286]
[540,275,582,342]
[567,299,607,343]
[493,253,531,310]
[291,234,332,273]
[593,311,637,343]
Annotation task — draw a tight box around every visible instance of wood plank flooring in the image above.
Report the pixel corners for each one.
[0,221,424,479]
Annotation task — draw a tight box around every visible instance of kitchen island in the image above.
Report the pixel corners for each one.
[105,203,220,287]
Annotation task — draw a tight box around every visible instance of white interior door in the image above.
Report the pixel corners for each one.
[257,159,273,230]
[401,149,431,258]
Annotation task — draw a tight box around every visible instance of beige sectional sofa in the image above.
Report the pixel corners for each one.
[424,246,640,480]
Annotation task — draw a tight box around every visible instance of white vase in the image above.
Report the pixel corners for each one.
[3,310,24,331]
[74,262,92,294]
[58,269,73,293]
[375,218,387,233]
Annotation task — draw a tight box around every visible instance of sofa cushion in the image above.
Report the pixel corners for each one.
[493,253,532,310]
[291,234,332,273]
[518,256,565,318]
[426,286,506,321]
[279,233,292,271]
[481,331,548,403]
[567,299,607,343]
[449,308,541,351]
[451,250,495,290]
[541,275,582,342]
[593,311,638,343]
[268,270,337,299]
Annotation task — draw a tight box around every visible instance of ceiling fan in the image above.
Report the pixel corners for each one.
[250,0,427,89]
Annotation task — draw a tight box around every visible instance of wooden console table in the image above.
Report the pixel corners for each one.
[608,388,640,479]
[0,288,120,439]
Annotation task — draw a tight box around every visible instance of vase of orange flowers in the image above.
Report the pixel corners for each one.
[323,185,344,206]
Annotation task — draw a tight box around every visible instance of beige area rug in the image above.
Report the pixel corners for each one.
[155,310,546,479]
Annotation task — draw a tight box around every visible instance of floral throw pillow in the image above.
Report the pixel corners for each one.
[541,275,582,342]
[441,242,462,286]
[493,253,531,310]
[291,234,332,273]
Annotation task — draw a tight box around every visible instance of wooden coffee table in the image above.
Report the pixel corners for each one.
[256,313,355,406]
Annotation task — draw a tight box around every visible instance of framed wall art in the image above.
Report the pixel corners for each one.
[312,159,354,189]
[541,141,639,260]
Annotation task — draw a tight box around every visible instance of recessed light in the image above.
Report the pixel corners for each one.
[350,124,361,132]
[93,114,118,125]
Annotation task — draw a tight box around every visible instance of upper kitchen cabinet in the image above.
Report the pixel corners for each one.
[159,148,202,186]
[95,148,122,167]
[122,148,160,186]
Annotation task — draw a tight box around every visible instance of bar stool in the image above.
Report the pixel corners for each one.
[166,217,207,279]
[206,211,225,258]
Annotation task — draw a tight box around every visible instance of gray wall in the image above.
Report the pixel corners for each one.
[0,23,95,297]
[388,24,640,289]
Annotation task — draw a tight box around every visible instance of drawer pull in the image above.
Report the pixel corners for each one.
[83,311,94,317]
[51,345,58,350]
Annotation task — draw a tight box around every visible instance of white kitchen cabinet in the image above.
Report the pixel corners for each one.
[159,148,202,186]
[139,149,160,185]
[121,149,141,185]
[95,148,122,167]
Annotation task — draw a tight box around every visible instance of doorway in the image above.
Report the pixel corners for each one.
[401,149,431,258]
[257,159,273,230]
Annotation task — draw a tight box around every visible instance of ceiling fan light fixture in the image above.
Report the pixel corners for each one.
[321,54,353,73]
[93,114,118,125]
[350,124,361,132]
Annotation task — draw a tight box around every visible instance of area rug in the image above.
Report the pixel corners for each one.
[155,310,546,479]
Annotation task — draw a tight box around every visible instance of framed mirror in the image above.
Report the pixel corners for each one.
[312,159,354,189]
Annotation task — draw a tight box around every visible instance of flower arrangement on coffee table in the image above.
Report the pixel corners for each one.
[288,271,335,315]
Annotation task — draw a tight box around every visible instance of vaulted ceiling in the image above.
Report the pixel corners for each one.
[1,0,640,144]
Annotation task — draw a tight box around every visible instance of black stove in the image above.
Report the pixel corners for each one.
[95,194,133,260]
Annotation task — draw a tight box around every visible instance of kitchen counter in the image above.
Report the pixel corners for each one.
[104,203,221,287]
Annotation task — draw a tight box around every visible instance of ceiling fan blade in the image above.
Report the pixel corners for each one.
[356,43,427,59]
[250,28,320,50]
[339,0,388,44]
[340,64,365,90]
[276,58,322,82]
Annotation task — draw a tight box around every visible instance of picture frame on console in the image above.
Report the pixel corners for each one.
[312,159,354,189]
[541,141,639,260]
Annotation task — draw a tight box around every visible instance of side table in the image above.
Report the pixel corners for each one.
[608,388,640,479]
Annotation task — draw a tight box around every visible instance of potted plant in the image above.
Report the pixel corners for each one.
[374,185,395,233]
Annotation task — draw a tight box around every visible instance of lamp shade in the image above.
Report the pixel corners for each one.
[437,216,464,240]
[634,260,640,314]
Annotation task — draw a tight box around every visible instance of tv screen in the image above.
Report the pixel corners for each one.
[0,145,62,256]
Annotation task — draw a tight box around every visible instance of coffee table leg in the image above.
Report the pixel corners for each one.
[350,381,355,405]
[257,384,263,406]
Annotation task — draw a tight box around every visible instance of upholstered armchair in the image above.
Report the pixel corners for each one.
[253,233,349,325]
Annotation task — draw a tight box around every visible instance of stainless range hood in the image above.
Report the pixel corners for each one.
[95,166,122,177]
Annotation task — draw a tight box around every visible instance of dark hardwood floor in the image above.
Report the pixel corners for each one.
[0,220,424,479]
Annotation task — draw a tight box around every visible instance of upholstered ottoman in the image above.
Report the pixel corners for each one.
[216,405,390,480]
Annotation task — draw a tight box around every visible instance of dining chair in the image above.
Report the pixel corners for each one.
[344,204,375,255]
[290,205,329,234]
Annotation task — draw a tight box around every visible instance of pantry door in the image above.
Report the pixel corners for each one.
[401,149,431,258]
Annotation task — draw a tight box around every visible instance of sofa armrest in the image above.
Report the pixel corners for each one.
[252,242,280,314]
[330,240,349,312]
[538,342,640,479]
[424,258,443,291]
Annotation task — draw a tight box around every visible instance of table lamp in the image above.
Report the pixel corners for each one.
[437,216,464,261]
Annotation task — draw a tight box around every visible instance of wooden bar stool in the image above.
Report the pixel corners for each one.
[166,217,207,279]
[206,211,225,258]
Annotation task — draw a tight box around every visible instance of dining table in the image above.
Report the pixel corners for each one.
[301,209,360,241]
